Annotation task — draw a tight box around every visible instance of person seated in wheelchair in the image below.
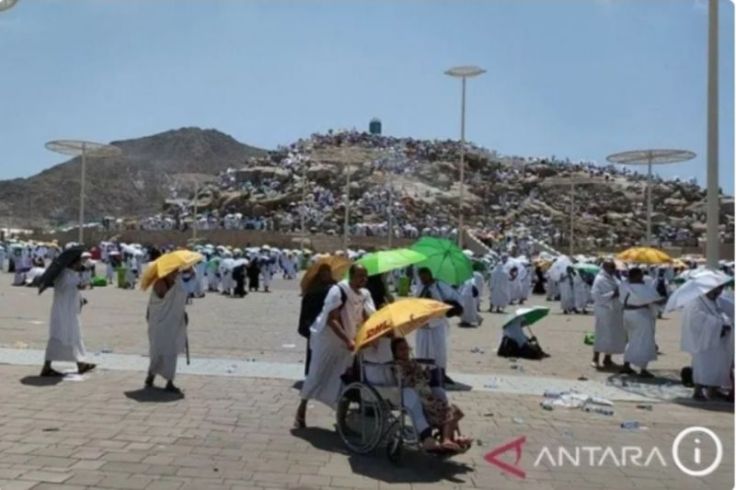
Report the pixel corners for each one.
[389,337,472,453]
[497,316,550,360]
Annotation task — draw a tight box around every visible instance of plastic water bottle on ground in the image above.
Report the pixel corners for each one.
[583,405,614,416]
[620,421,640,430]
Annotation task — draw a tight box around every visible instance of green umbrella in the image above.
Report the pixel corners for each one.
[410,237,472,286]
[356,248,427,276]
[502,306,550,329]
[574,263,600,275]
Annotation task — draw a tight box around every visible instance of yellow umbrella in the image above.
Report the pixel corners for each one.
[140,250,203,291]
[300,255,352,293]
[354,298,451,352]
[533,258,553,272]
[670,258,688,269]
[614,258,627,271]
[616,247,672,265]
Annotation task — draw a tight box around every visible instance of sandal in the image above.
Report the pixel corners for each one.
[77,363,96,375]
[40,367,63,377]
[165,382,182,394]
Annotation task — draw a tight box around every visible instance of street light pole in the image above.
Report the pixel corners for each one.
[445,65,485,249]
[607,150,695,246]
[458,77,467,248]
[301,156,308,251]
[46,140,122,245]
[646,153,653,245]
[569,182,575,257]
[706,0,719,268]
[343,164,350,251]
[192,182,199,241]
[78,143,87,244]
[387,184,393,248]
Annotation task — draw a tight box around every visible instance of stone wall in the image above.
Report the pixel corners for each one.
[29,228,412,253]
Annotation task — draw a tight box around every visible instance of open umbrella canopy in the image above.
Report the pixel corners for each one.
[664,270,733,313]
[354,298,451,351]
[356,248,426,277]
[300,255,352,293]
[38,246,85,295]
[616,247,672,265]
[410,237,472,286]
[547,255,572,282]
[669,258,688,269]
[141,250,203,291]
[574,263,600,275]
[502,306,550,328]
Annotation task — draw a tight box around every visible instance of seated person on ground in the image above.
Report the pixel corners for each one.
[497,317,549,360]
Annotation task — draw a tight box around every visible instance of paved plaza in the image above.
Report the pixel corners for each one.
[0,272,733,490]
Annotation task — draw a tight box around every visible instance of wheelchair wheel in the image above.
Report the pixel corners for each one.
[336,382,385,454]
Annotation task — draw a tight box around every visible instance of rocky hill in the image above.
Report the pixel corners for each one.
[0,128,266,228]
[165,131,734,250]
[2,127,732,250]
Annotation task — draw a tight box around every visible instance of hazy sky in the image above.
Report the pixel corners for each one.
[0,0,733,191]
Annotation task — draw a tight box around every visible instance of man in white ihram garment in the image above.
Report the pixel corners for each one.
[489,257,511,313]
[620,268,662,378]
[590,260,626,370]
[294,264,375,428]
[219,252,234,295]
[681,281,734,401]
[260,247,274,292]
[545,270,558,301]
[572,271,590,314]
[558,267,576,314]
[413,267,461,385]
[41,256,97,377]
[458,274,483,327]
[520,264,533,304]
[145,266,189,393]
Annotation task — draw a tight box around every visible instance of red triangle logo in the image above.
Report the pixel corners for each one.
[484,436,526,479]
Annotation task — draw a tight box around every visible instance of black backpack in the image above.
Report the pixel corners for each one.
[298,284,348,338]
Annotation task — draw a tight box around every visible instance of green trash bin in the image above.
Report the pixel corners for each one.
[397,276,411,297]
[116,266,127,288]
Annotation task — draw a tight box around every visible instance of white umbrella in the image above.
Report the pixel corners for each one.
[220,257,236,271]
[664,270,733,313]
[120,244,143,256]
[676,267,707,282]
[547,255,572,283]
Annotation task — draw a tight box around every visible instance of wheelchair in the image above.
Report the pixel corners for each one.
[335,355,442,463]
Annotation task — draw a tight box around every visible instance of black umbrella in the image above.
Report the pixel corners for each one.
[38,246,85,295]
